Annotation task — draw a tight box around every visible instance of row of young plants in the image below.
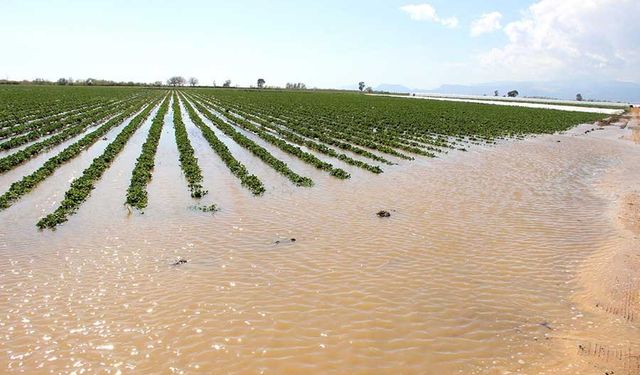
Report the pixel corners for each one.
[196,97,351,179]
[0,97,150,174]
[395,137,444,154]
[202,96,388,161]
[0,86,148,128]
[0,95,96,128]
[246,104,413,160]
[404,132,453,149]
[188,97,314,187]
[202,93,431,158]
[193,94,393,165]
[172,93,207,198]
[125,96,171,209]
[0,100,104,129]
[299,110,442,156]
[0,99,160,211]
[179,94,265,195]
[202,89,604,146]
[282,108,440,157]
[0,96,139,151]
[36,95,164,229]
[201,98,384,174]
[0,100,114,139]
[244,104,431,159]
[0,96,144,136]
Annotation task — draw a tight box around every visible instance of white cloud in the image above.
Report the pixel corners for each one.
[400,4,459,28]
[478,0,640,82]
[470,12,502,37]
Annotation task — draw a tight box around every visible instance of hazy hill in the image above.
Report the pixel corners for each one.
[372,81,640,103]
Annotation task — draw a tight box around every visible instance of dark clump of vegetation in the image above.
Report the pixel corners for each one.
[377,210,391,217]
[190,204,219,213]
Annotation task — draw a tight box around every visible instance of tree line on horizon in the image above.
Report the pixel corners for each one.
[3,77,588,101]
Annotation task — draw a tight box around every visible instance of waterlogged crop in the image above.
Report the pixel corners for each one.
[172,92,207,198]
[0,86,608,229]
[205,101,383,174]
[179,93,265,195]
[199,89,603,147]
[36,98,161,229]
[0,100,155,210]
[0,96,153,173]
[126,95,170,209]
[196,97,351,179]
[189,96,313,187]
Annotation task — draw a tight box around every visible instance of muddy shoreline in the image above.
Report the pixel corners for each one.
[557,109,640,374]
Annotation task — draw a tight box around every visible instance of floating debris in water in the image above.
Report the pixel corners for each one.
[274,238,296,245]
[539,322,553,330]
[172,258,188,266]
[190,204,219,213]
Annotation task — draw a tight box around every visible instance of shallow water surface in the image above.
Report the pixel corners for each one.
[0,121,638,374]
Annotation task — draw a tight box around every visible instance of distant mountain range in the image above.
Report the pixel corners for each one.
[371,81,640,103]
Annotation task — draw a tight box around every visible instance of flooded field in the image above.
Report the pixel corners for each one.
[1,103,638,374]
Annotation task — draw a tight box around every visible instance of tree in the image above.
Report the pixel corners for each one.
[576,93,583,101]
[257,78,266,89]
[365,86,373,93]
[358,81,365,92]
[188,77,198,87]
[153,81,163,87]
[223,79,232,88]
[285,82,307,90]
[57,78,68,85]
[494,90,499,97]
[507,90,519,97]
[167,76,186,87]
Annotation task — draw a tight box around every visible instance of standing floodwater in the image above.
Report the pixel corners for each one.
[1,121,639,374]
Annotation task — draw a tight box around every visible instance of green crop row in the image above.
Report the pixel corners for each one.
[194,94,395,165]
[0,96,150,174]
[0,99,160,211]
[195,89,604,152]
[229,102,422,159]
[198,96,414,158]
[172,93,207,198]
[0,86,148,128]
[36,95,163,229]
[126,95,171,209]
[196,96,351,179]
[199,98,384,174]
[0,96,139,151]
[0,100,112,139]
[189,96,313,187]
[179,93,265,195]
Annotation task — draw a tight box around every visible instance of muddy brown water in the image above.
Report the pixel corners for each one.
[0,107,639,374]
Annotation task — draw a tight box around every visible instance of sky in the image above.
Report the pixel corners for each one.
[1,0,638,89]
